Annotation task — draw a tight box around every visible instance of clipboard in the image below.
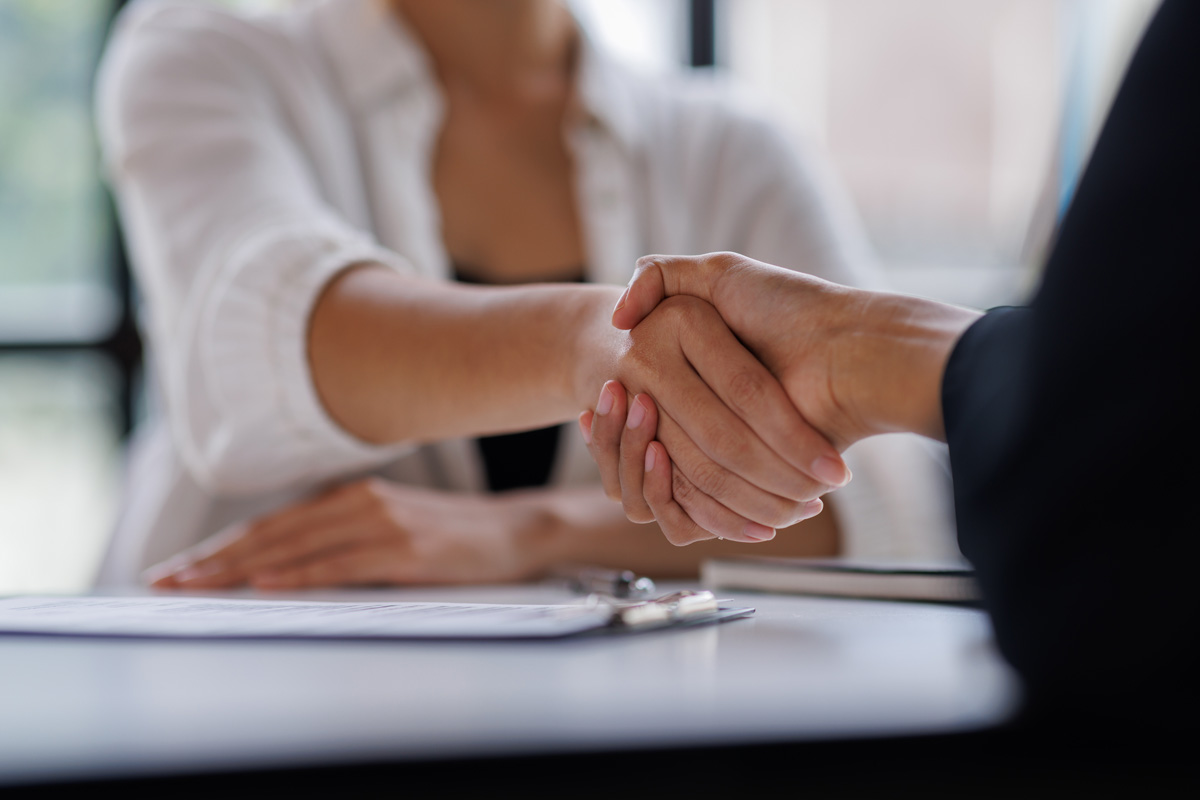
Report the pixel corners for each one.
[0,591,754,641]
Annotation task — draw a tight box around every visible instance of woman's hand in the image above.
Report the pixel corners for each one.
[146,479,553,590]
[588,252,981,541]
[573,293,845,545]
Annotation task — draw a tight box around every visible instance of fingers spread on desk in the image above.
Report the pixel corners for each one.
[154,481,376,588]
[147,523,257,588]
[250,547,391,590]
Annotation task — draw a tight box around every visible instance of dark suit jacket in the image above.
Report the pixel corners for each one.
[943,0,1200,734]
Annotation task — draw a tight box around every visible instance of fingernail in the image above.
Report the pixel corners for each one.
[578,415,592,444]
[596,383,615,415]
[812,456,851,487]
[744,522,776,542]
[627,397,646,429]
[800,498,824,519]
[644,444,657,472]
[613,286,630,314]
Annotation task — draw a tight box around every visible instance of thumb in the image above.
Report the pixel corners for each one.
[611,253,722,330]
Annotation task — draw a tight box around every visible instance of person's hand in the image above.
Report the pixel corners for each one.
[588,252,981,539]
[574,293,846,544]
[145,479,553,590]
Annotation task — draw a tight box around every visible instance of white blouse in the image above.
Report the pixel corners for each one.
[94,0,958,584]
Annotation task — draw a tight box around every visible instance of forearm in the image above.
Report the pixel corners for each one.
[521,486,841,579]
[308,264,624,444]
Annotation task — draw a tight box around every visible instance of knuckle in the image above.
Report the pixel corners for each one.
[688,458,730,500]
[707,251,743,270]
[671,468,700,503]
[725,369,768,415]
[701,421,751,472]
[613,339,653,381]
[768,499,808,529]
[598,411,625,438]
[653,295,699,328]
[662,522,698,547]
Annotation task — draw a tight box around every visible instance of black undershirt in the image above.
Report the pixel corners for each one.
[454,264,584,492]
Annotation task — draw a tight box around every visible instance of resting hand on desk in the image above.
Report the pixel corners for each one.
[147,475,844,590]
[147,479,550,590]
[585,252,980,543]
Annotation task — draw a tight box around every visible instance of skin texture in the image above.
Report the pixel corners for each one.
[149,2,849,590]
[584,252,981,544]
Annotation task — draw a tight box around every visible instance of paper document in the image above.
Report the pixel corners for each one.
[0,595,753,640]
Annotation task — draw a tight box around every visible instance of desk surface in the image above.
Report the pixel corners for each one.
[0,583,1017,786]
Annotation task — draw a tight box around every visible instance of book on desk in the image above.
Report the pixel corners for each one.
[701,556,980,604]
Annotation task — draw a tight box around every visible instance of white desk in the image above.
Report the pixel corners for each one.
[0,583,1017,787]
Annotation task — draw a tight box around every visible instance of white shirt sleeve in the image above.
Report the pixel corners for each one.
[97,4,413,496]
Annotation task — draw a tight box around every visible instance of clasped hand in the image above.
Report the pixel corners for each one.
[582,251,980,545]
[147,478,548,590]
[578,288,852,545]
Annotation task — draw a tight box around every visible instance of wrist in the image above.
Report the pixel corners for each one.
[847,291,981,441]
[562,284,627,411]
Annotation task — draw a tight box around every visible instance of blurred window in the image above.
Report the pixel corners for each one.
[0,0,123,593]
[572,0,690,71]
[720,0,1158,307]
[0,0,116,340]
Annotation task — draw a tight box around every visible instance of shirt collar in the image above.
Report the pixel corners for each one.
[311,0,435,113]
[311,0,643,151]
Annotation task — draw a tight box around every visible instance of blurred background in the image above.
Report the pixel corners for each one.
[0,0,1158,593]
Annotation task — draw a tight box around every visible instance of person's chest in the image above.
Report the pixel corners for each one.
[432,89,586,283]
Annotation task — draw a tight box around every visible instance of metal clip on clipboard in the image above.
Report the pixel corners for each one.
[586,589,733,630]
[554,565,657,599]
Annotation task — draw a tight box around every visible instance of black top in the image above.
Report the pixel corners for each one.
[942,0,1200,738]
[454,264,584,492]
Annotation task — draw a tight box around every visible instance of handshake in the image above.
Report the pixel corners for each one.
[577,251,980,546]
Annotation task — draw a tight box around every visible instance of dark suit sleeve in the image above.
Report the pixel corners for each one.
[942,0,1200,731]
